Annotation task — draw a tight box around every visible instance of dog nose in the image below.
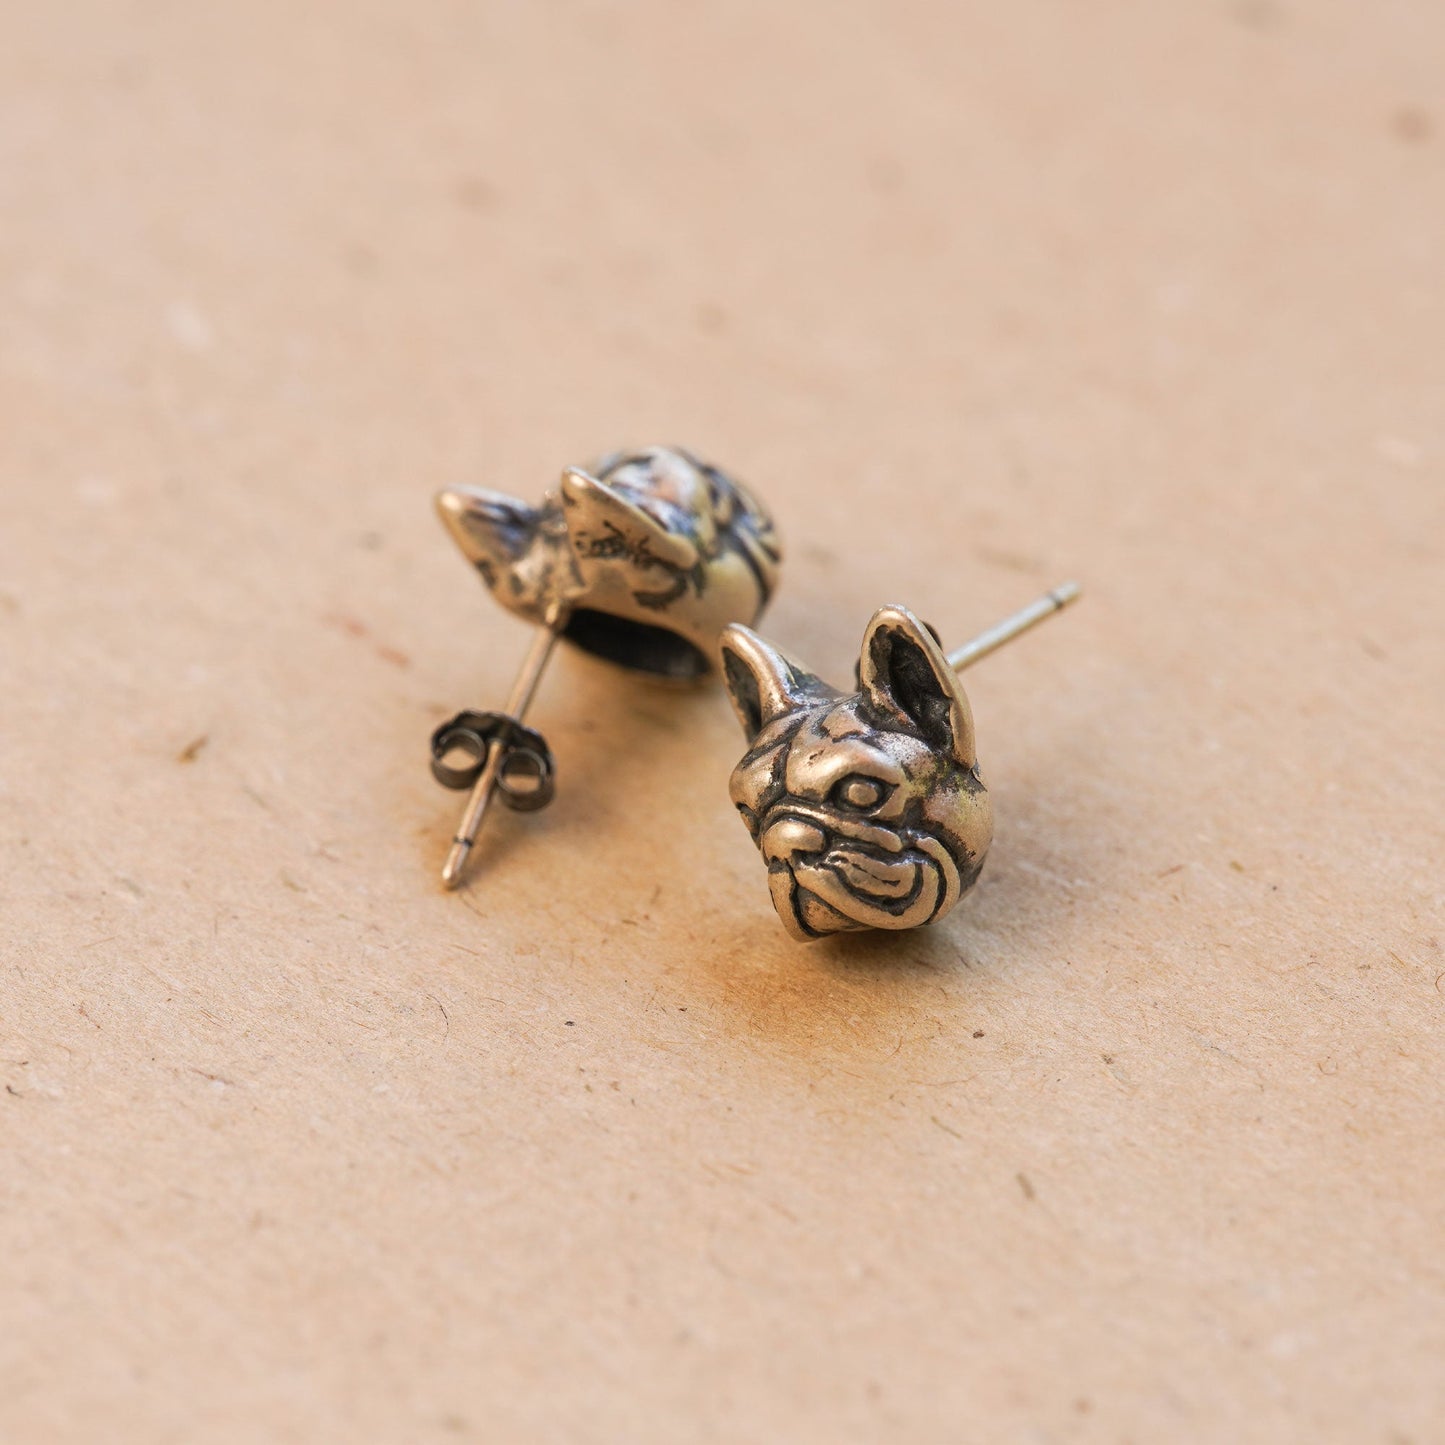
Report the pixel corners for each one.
[762,816,827,864]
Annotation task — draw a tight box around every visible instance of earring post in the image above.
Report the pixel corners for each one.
[947,582,1081,673]
[440,615,563,890]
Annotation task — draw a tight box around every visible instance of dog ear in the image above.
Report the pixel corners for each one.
[718,624,833,740]
[560,466,699,572]
[858,605,976,769]
[434,487,541,580]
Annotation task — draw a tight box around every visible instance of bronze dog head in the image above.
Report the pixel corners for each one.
[720,606,992,939]
[436,446,781,679]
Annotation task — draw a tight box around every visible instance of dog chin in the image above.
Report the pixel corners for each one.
[771,849,951,938]
[766,872,856,940]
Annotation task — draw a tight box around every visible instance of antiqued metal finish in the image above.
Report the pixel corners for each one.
[436,446,781,682]
[433,446,783,890]
[719,584,1080,941]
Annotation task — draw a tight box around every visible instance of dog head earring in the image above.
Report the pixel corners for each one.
[430,446,782,887]
[719,585,1078,940]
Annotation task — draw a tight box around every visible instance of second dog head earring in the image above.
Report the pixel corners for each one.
[718,585,1079,940]
[430,446,782,888]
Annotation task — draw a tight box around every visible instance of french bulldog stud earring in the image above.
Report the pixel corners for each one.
[718,585,1079,940]
[430,446,782,888]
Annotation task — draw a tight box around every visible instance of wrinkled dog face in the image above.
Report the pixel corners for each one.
[721,607,992,939]
[436,447,781,679]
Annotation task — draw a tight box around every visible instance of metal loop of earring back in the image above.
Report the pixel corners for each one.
[430,445,783,889]
[429,711,556,812]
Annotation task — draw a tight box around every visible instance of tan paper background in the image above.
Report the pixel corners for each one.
[2,2,1442,1440]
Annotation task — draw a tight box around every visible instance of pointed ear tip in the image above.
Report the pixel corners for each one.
[861,604,934,664]
[719,622,758,652]
[434,489,484,530]
[718,624,780,676]
[560,466,599,494]
[866,602,927,635]
[435,484,520,507]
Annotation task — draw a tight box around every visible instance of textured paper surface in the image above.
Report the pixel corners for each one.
[2,3,1442,1441]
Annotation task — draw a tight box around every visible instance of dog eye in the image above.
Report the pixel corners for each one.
[833,775,888,811]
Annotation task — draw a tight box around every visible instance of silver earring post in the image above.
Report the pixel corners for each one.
[438,602,566,890]
[947,581,1080,673]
